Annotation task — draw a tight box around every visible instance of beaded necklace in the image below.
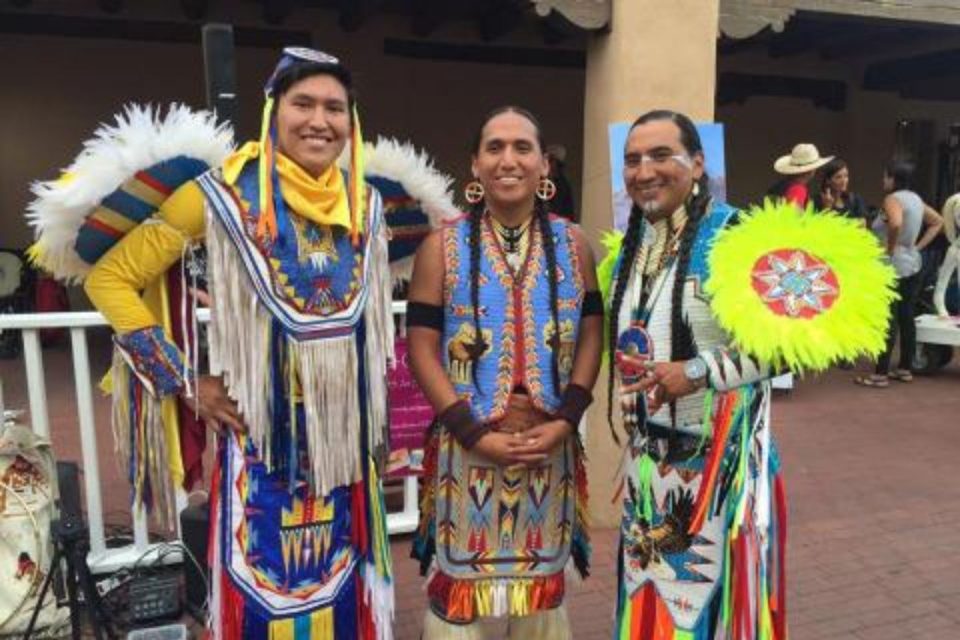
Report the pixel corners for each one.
[636,215,687,310]
[490,214,534,272]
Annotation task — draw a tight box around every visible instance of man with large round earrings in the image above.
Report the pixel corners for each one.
[407,106,602,639]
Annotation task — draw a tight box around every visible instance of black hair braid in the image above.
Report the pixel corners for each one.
[667,179,710,424]
[605,204,645,444]
[535,199,562,393]
[469,200,485,393]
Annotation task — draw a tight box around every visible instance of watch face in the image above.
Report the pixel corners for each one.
[685,358,707,380]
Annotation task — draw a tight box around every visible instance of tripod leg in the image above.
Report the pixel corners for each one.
[65,552,82,640]
[24,545,63,639]
[72,546,115,640]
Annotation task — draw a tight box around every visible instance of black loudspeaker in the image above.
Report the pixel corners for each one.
[179,500,210,620]
[56,460,82,520]
[202,23,239,127]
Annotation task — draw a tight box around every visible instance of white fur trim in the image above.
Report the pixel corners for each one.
[365,188,396,455]
[361,136,459,226]
[26,103,234,283]
[342,137,458,284]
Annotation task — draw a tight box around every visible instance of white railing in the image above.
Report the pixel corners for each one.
[0,302,418,574]
[387,302,421,536]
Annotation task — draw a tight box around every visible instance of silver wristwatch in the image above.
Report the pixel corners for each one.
[683,356,708,386]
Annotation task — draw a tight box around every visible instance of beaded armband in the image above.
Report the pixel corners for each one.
[115,325,192,397]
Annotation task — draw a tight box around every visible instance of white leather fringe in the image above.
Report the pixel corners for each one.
[204,196,394,496]
[110,348,177,529]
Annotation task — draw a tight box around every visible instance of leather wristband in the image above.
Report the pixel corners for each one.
[553,383,593,429]
[438,399,490,450]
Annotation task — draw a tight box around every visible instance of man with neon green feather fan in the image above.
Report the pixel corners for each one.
[599,110,895,639]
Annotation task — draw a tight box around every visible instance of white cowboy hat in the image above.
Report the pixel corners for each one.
[774,143,834,175]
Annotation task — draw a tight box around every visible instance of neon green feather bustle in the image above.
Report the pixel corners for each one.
[705,199,897,373]
[596,230,625,365]
[597,229,625,308]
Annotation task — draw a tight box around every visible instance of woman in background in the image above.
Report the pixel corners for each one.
[814,158,868,223]
[855,160,943,387]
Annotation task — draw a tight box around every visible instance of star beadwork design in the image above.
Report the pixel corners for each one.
[751,250,839,318]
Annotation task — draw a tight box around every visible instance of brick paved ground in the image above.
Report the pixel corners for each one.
[2,331,958,638]
[390,358,960,640]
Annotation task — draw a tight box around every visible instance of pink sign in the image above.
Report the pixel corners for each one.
[387,338,434,476]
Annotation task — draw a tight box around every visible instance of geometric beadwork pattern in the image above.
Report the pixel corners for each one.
[435,429,576,579]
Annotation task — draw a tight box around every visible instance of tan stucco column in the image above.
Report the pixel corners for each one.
[580,0,720,527]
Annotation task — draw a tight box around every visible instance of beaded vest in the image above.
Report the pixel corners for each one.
[442,214,584,422]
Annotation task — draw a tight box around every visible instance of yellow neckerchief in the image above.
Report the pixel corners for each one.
[221,141,351,229]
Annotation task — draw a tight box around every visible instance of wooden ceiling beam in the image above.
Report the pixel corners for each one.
[718,30,772,56]
[727,1,960,29]
[718,71,847,110]
[767,21,846,58]
[0,11,311,47]
[383,37,584,68]
[863,48,960,90]
[897,74,960,101]
[820,26,930,60]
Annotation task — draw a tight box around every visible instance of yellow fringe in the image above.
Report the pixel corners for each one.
[509,580,532,617]
[257,96,277,241]
[312,607,333,637]
[349,104,365,245]
[268,617,294,640]
[468,576,561,618]
[368,461,392,580]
